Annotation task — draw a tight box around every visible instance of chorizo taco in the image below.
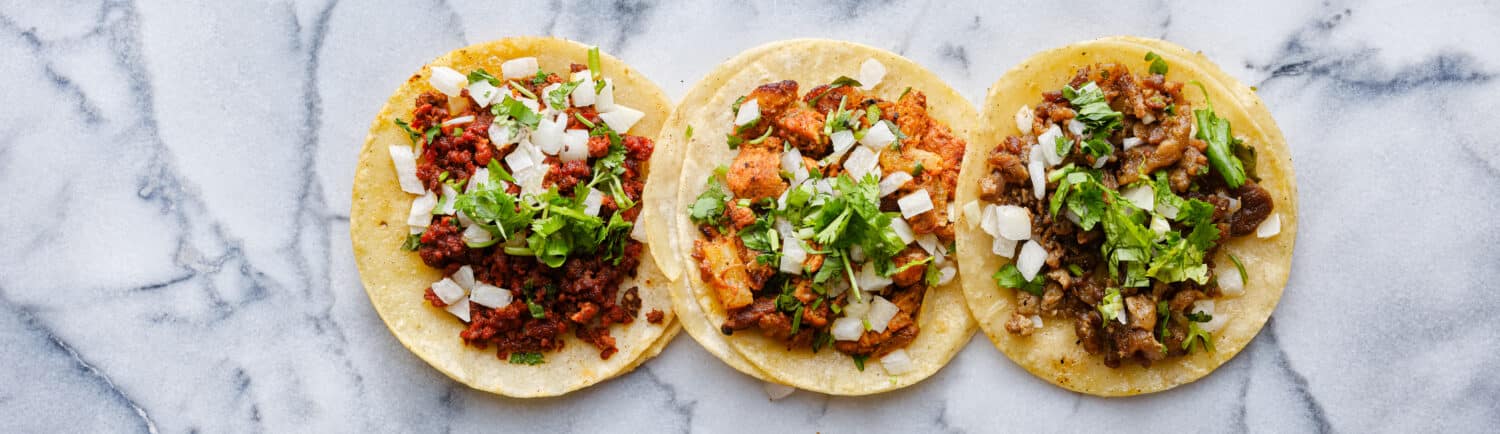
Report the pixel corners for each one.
[956,36,1297,396]
[351,37,679,397]
[660,39,977,395]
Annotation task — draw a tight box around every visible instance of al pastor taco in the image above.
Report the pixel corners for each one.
[661,39,978,395]
[350,37,678,397]
[956,36,1297,396]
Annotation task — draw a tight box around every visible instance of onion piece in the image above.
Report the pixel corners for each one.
[995,205,1031,241]
[450,265,475,290]
[407,190,438,230]
[442,115,474,127]
[630,217,648,242]
[570,71,596,107]
[1028,147,1046,199]
[962,201,982,228]
[467,80,501,108]
[1151,215,1171,236]
[1016,240,1047,281]
[388,145,425,194]
[436,184,458,215]
[831,317,865,341]
[859,58,886,90]
[781,148,804,174]
[890,217,915,245]
[1067,119,1086,137]
[1122,137,1143,150]
[992,236,1018,258]
[532,113,565,154]
[880,349,914,375]
[1015,105,1034,135]
[763,382,797,401]
[504,142,536,173]
[1030,315,1043,329]
[980,204,1001,237]
[1192,300,1228,333]
[469,283,513,308]
[937,265,956,285]
[735,98,760,126]
[897,190,933,218]
[879,171,913,197]
[489,122,516,147]
[600,104,645,133]
[500,57,538,79]
[444,297,471,322]
[779,238,807,274]
[859,121,897,149]
[583,189,605,216]
[830,130,856,155]
[560,129,590,162]
[594,79,616,112]
[462,223,493,246]
[1217,260,1245,297]
[1122,184,1155,212]
[843,293,871,318]
[866,296,899,332]
[465,167,490,194]
[431,277,466,305]
[848,245,866,262]
[844,145,880,180]
[428,66,466,97]
[915,234,941,256]
[1256,214,1281,238]
[857,264,892,292]
[1037,124,1065,166]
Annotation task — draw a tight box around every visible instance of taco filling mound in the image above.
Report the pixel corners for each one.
[687,71,964,371]
[970,56,1283,368]
[388,48,662,363]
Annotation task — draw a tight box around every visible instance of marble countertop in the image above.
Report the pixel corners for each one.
[5,1,1498,432]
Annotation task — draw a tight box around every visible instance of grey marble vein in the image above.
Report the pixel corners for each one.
[3,0,1498,432]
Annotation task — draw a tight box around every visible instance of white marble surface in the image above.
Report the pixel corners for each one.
[3,0,1498,432]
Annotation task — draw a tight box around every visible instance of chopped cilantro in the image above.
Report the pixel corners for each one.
[685,125,694,140]
[1144,52,1169,75]
[993,263,1044,296]
[1183,321,1214,352]
[689,166,731,226]
[1228,253,1248,286]
[508,352,545,365]
[547,81,581,110]
[491,96,542,129]
[853,354,869,371]
[911,161,924,177]
[401,233,422,251]
[529,70,548,86]
[1190,81,1247,188]
[394,118,421,144]
[1185,310,1213,323]
[527,299,546,318]
[467,68,501,86]
[1097,287,1125,323]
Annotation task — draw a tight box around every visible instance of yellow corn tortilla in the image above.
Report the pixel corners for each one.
[956,36,1298,396]
[664,39,979,395]
[351,37,679,398]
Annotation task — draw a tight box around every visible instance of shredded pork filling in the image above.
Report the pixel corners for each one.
[984,62,1273,368]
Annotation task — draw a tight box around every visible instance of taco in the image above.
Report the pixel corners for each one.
[350,37,679,397]
[956,36,1297,396]
[661,39,977,395]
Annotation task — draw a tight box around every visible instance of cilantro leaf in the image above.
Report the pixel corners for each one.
[1145,52,1169,75]
[547,81,581,110]
[852,354,869,371]
[1063,82,1123,137]
[1097,287,1125,323]
[467,68,501,86]
[401,233,422,251]
[394,118,421,144]
[508,352,545,365]
[1190,81,1247,188]
[1183,321,1215,352]
[993,263,1044,296]
[689,166,731,226]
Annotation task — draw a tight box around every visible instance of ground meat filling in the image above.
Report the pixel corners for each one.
[410,65,654,360]
[986,63,1272,368]
[692,79,965,358]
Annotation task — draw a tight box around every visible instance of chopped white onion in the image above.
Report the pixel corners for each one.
[469,283,513,308]
[594,79,616,112]
[515,164,548,197]
[407,190,438,230]
[881,349,914,375]
[431,277,466,305]
[541,83,564,110]
[560,129,590,162]
[450,265,475,290]
[444,297,471,322]
[937,265,957,285]
[516,97,540,114]
[1030,315,1043,329]
[1122,137,1143,150]
[1028,147,1046,200]
[857,264,892,292]
[780,238,807,274]
[1192,300,1229,333]
[466,167,490,194]
[436,184,458,215]
[1217,261,1245,297]
[468,80,501,107]
[1141,113,1157,125]
[1092,155,1110,169]
[1151,215,1171,236]
[1067,119,1086,137]
[1064,208,1083,226]
[488,122,515,147]
[831,130,856,154]
[388,145,425,194]
[570,72,597,107]
[844,145,880,179]
[995,205,1032,241]
[915,234,941,256]
[1015,105,1034,135]
[600,104,646,133]
[735,98,760,126]
[890,218,915,245]
[962,201,982,228]
[462,223,493,246]
[763,382,797,400]
[848,245,866,262]
[504,142,536,173]
[859,121,896,148]
[897,190,933,219]
[879,171,913,197]
[428,66,466,97]
[859,58,886,91]
[992,236,1018,258]
[1157,201,1180,220]
[781,148,804,174]
[831,317,865,341]
[948,202,957,223]
[1122,184,1155,212]
[1037,124,1065,166]
[500,57,539,79]
[442,115,474,127]
[533,113,565,154]
[583,189,605,216]
[843,293,871,318]
[980,205,1002,237]
[1256,214,1281,238]
[866,296,899,333]
[1016,240,1047,281]
[630,216,648,242]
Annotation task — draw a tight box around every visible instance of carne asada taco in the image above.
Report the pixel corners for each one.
[956,36,1297,396]
[662,39,978,395]
[351,37,679,397]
